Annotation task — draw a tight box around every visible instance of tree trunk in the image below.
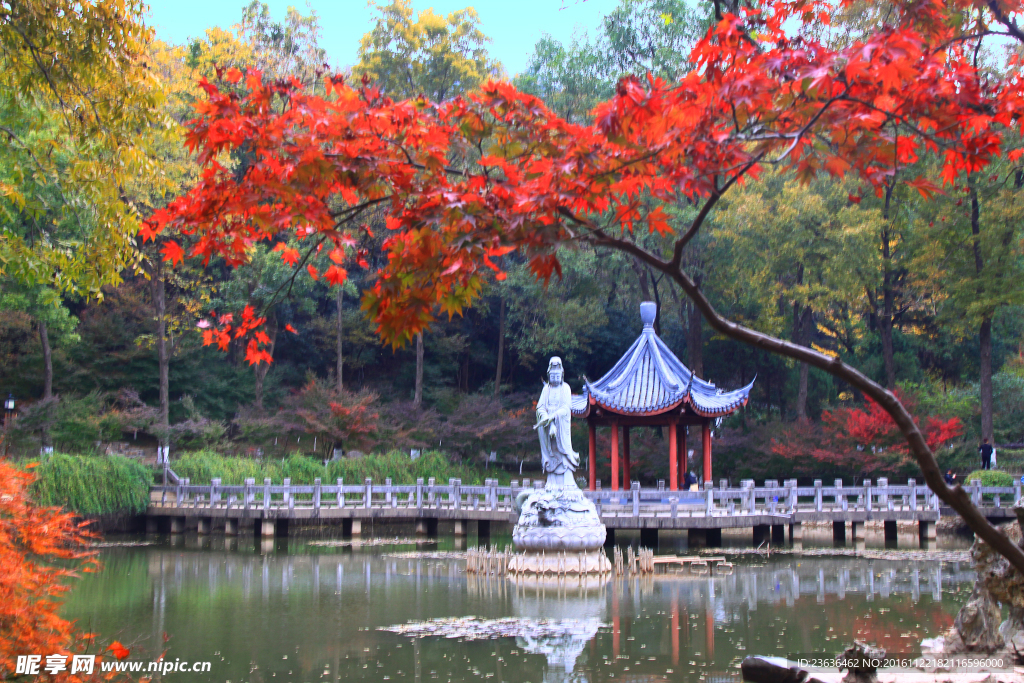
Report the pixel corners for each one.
[254,312,278,412]
[336,287,343,393]
[794,305,810,422]
[980,316,994,443]
[38,319,52,450]
[970,179,993,443]
[151,263,169,451]
[879,182,898,388]
[494,296,505,396]
[687,278,704,377]
[413,332,424,407]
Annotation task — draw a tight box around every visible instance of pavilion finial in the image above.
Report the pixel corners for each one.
[640,301,656,328]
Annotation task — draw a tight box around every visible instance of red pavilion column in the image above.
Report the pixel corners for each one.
[678,424,687,488]
[611,422,620,491]
[702,419,712,485]
[622,426,631,490]
[669,423,678,491]
[588,421,596,491]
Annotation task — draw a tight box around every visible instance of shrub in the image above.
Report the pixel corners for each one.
[29,453,153,515]
[170,449,509,486]
[964,469,1017,487]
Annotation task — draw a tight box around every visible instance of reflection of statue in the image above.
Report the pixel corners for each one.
[536,357,579,485]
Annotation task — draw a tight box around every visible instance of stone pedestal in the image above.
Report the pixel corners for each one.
[513,484,606,553]
[510,480,610,574]
[225,519,238,536]
[508,550,610,574]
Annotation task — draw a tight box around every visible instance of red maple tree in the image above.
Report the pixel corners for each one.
[771,390,963,474]
[146,0,1024,568]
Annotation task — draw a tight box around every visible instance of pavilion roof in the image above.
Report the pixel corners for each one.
[571,302,754,419]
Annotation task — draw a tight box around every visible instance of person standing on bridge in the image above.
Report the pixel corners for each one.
[979,438,994,470]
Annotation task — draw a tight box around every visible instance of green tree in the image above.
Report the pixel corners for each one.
[917,165,1024,443]
[354,0,502,103]
[0,0,167,296]
[718,170,877,419]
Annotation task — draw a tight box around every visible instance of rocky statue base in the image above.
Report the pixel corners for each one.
[510,482,611,574]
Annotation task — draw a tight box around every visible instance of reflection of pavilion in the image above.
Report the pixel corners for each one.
[572,303,754,490]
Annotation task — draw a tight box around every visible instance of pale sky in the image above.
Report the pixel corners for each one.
[144,0,621,77]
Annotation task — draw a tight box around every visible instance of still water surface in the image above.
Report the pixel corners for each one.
[64,533,974,683]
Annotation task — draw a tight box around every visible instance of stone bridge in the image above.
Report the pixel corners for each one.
[147,468,1017,546]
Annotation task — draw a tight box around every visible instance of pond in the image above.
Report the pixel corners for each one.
[63,531,975,683]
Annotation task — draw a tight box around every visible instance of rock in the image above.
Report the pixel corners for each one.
[998,605,1024,659]
[346,450,364,459]
[837,641,886,683]
[740,656,827,683]
[954,585,1005,652]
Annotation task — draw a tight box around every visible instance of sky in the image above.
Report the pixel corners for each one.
[144,0,621,77]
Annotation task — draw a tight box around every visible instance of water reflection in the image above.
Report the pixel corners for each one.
[63,538,973,683]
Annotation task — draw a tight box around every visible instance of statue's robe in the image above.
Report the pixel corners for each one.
[537,381,579,474]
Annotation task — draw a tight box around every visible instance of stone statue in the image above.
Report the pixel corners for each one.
[509,357,610,574]
[536,357,579,486]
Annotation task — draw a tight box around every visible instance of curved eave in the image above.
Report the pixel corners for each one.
[686,379,756,418]
[687,395,750,418]
[570,392,590,417]
[589,394,687,417]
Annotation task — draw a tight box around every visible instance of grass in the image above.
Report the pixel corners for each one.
[171,450,514,487]
[27,453,153,515]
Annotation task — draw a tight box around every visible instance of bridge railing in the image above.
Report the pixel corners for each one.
[151,470,1019,515]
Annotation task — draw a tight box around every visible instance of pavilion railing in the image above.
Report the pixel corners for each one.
[151,470,1011,517]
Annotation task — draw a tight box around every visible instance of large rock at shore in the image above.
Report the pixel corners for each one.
[740,656,826,683]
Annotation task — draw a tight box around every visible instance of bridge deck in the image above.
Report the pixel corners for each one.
[143,471,1015,530]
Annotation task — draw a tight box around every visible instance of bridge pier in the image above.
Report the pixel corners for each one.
[851,521,865,541]
[919,520,936,542]
[342,519,362,537]
[640,528,658,547]
[454,520,468,537]
[833,521,846,543]
[771,525,785,544]
[197,517,213,535]
[415,518,438,536]
[169,516,186,534]
[225,519,238,536]
[259,519,276,538]
[789,522,802,542]
[752,525,770,546]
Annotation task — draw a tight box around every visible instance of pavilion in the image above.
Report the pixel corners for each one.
[570,302,754,491]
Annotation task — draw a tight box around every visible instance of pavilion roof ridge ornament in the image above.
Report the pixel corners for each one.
[571,302,754,419]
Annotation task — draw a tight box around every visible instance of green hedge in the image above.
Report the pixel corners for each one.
[29,453,153,515]
[172,450,510,487]
[964,469,1017,487]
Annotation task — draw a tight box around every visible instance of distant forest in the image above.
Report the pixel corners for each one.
[1,0,1022,485]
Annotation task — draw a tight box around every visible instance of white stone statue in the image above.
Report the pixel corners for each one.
[510,357,609,571]
[535,357,579,487]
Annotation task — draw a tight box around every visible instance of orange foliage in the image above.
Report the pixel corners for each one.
[0,461,133,680]
[145,0,1024,355]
